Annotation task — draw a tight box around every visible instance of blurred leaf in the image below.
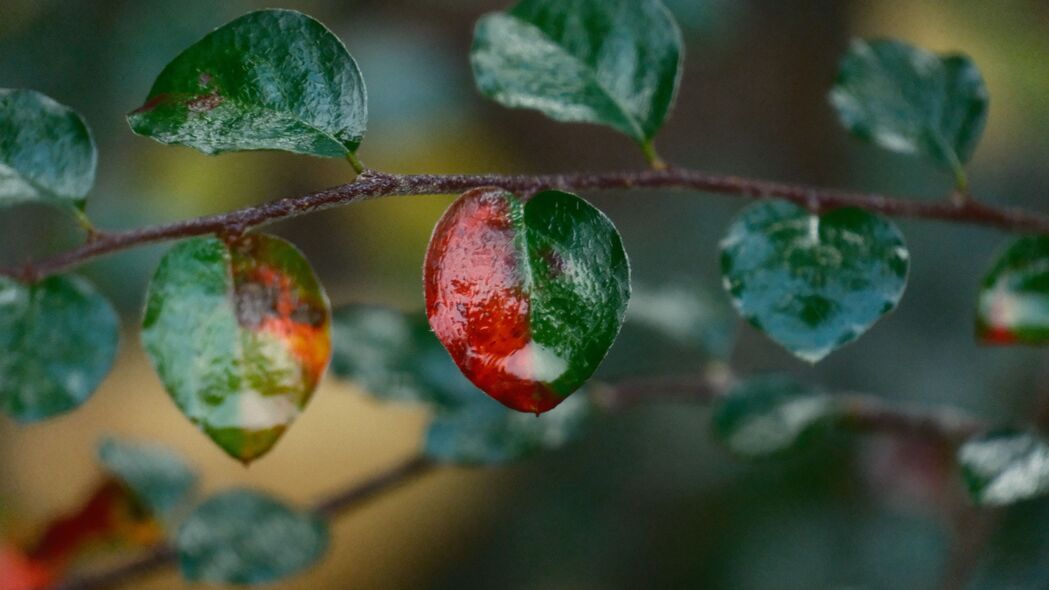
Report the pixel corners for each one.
[0,275,118,422]
[424,392,593,465]
[719,201,909,363]
[97,437,198,519]
[330,304,477,409]
[128,9,367,159]
[425,189,629,413]
[471,0,682,150]
[0,542,53,590]
[628,282,737,357]
[0,88,96,211]
[975,236,1049,345]
[176,489,328,584]
[141,234,331,463]
[959,430,1049,506]
[712,376,832,458]
[830,38,988,186]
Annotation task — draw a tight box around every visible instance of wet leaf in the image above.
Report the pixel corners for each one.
[0,276,119,422]
[471,0,682,148]
[424,392,593,465]
[425,188,630,414]
[720,200,909,363]
[0,88,96,210]
[330,304,477,409]
[829,39,988,185]
[97,437,199,519]
[711,376,833,458]
[959,431,1049,506]
[176,489,328,584]
[141,234,331,463]
[128,9,367,158]
[976,236,1049,345]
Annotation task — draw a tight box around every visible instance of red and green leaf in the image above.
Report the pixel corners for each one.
[424,188,629,414]
[141,234,331,463]
[976,236,1049,345]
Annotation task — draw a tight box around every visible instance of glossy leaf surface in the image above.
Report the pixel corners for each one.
[0,276,118,422]
[425,188,629,414]
[720,201,909,363]
[471,0,682,145]
[959,431,1049,506]
[330,304,475,409]
[425,392,593,465]
[128,9,366,158]
[712,376,832,458]
[976,236,1049,345]
[97,437,199,518]
[0,89,96,210]
[141,234,331,463]
[830,39,988,182]
[176,489,328,584]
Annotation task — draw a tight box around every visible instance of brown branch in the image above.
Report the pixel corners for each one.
[5,167,1049,282]
[47,454,435,590]
[44,371,988,590]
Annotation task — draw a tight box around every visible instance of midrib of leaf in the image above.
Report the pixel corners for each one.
[508,14,647,142]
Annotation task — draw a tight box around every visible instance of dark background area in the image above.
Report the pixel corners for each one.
[2,1,1049,588]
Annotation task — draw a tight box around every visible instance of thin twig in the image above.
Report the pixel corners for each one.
[5,167,1049,282]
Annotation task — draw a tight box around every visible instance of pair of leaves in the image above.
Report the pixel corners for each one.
[720,200,909,363]
[141,234,332,464]
[330,304,595,465]
[0,276,119,422]
[97,438,326,583]
[830,38,989,187]
[471,0,683,160]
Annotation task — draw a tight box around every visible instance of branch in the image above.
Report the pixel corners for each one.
[47,455,434,590]
[44,370,986,590]
[6,167,1049,281]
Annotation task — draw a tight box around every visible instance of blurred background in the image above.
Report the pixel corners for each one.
[2,0,1049,588]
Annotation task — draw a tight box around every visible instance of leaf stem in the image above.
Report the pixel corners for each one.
[346,152,365,175]
[640,140,667,170]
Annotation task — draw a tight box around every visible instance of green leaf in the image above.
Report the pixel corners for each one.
[424,392,593,465]
[176,489,328,584]
[959,430,1049,506]
[720,200,909,363]
[0,275,118,422]
[141,234,331,463]
[829,38,988,186]
[425,188,630,414]
[975,236,1049,345]
[128,9,367,158]
[711,376,833,458]
[330,304,477,409]
[97,437,198,518]
[471,0,683,148]
[0,89,96,210]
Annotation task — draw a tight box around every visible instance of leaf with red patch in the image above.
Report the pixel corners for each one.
[142,234,331,463]
[424,188,630,414]
[976,236,1049,345]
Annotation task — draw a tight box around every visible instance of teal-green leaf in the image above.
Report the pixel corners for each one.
[0,89,96,210]
[141,234,332,463]
[330,304,477,409]
[471,0,683,146]
[424,392,593,465]
[176,489,328,584]
[720,201,909,363]
[829,39,988,184]
[128,9,367,158]
[975,236,1049,345]
[97,437,199,518]
[0,275,118,422]
[959,430,1049,506]
[711,376,832,458]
